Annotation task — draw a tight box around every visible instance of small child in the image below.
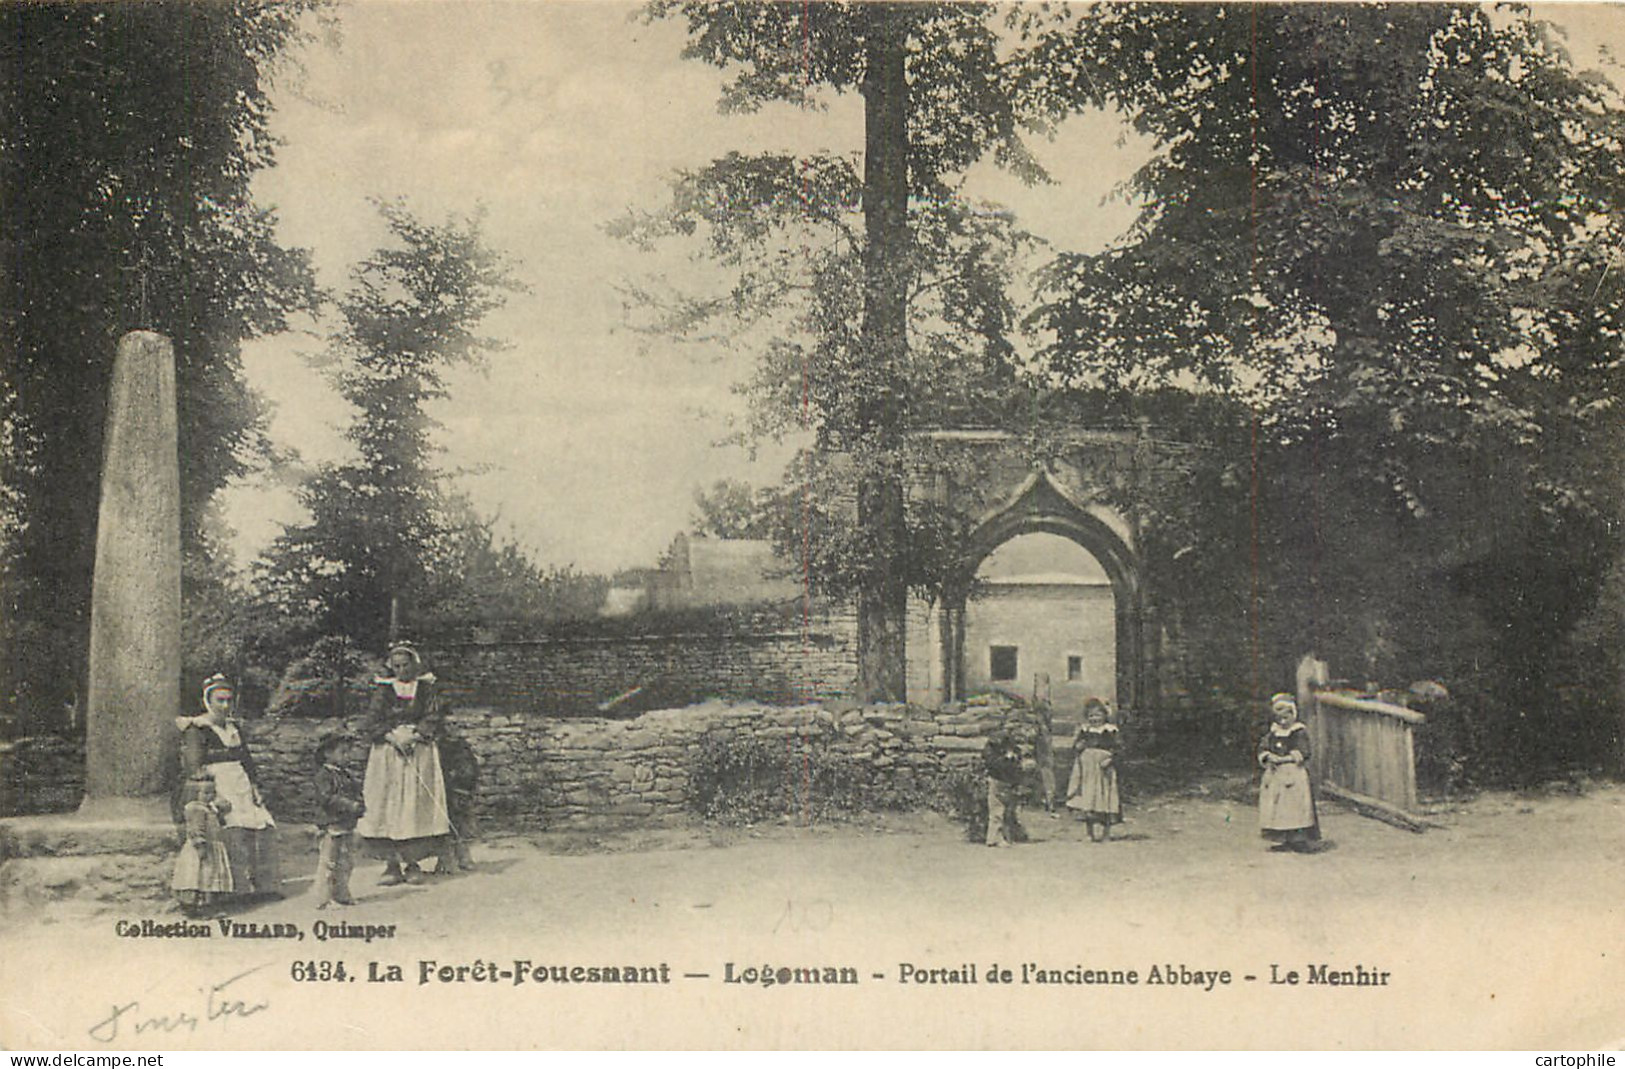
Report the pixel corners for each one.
[435,733,480,875]
[173,775,234,915]
[1033,702,1058,817]
[1258,693,1320,851]
[313,733,365,908]
[1065,698,1123,841]
[983,729,1034,848]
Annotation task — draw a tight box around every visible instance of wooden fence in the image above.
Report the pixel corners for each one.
[1297,656,1428,831]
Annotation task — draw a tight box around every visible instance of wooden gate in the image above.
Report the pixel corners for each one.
[1296,656,1429,831]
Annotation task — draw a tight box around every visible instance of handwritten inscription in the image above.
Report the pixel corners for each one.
[771,898,834,934]
[87,964,272,1043]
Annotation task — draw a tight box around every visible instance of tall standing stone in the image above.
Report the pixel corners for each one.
[84,330,181,800]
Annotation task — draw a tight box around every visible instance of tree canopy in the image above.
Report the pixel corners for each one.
[1030,4,1625,774]
[1,2,323,729]
[256,202,524,645]
[1036,6,1622,471]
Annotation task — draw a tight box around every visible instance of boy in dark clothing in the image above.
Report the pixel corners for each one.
[313,733,365,907]
[983,730,1032,847]
[435,733,480,874]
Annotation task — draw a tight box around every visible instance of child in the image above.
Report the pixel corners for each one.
[1033,702,1058,817]
[435,733,480,875]
[1258,692,1321,851]
[983,729,1033,848]
[313,732,366,907]
[172,775,234,915]
[1066,698,1122,841]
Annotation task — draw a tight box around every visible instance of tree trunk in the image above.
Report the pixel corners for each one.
[855,7,911,703]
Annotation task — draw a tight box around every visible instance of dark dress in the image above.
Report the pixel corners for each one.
[180,721,279,896]
[1258,722,1320,842]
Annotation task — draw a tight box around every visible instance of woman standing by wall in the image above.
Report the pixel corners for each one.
[178,675,280,899]
[357,642,451,884]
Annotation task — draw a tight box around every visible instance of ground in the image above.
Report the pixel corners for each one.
[2,775,1622,1050]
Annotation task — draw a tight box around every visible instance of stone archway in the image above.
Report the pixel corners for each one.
[928,468,1145,717]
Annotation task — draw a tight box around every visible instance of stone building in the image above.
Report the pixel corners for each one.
[960,547,1117,714]
[601,535,802,616]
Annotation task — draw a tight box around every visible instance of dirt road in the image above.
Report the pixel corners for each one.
[3,782,1622,1049]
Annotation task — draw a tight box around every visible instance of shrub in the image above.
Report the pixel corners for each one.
[686,724,983,825]
[266,635,378,719]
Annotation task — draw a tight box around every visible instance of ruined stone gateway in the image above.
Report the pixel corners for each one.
[903,426,1187,725]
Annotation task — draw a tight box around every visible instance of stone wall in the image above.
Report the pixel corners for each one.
[421,610,859,718]
[243,698,1027,828]
[0,687,1042,827]
[0,737,85,816]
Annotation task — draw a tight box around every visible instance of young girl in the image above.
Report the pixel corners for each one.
[172,775,234,914]
[1258,692,1321,851]
[1066,698,1122,841]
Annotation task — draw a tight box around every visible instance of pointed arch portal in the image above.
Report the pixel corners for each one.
[934,469,1144,713]
[903,426,1160,718]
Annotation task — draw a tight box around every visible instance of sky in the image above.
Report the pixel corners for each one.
[223,0,1149,577]
[223,1,1624,579]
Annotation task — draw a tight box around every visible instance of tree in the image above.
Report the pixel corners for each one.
[1030,5,1625,775]
[257,202,523,644]
[0,2,323,729]
[1037,6,1622,446]
[689,479,778,540]
[418,494,610,630]
[629,2,1079,700]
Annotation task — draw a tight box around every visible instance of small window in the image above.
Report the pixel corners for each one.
[990,645,1019,682]
[1067,655,1083,682]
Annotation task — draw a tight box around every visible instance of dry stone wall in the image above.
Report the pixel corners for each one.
[243,698,1023,828]
[0,737,85,816]
[421,610,859,717]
